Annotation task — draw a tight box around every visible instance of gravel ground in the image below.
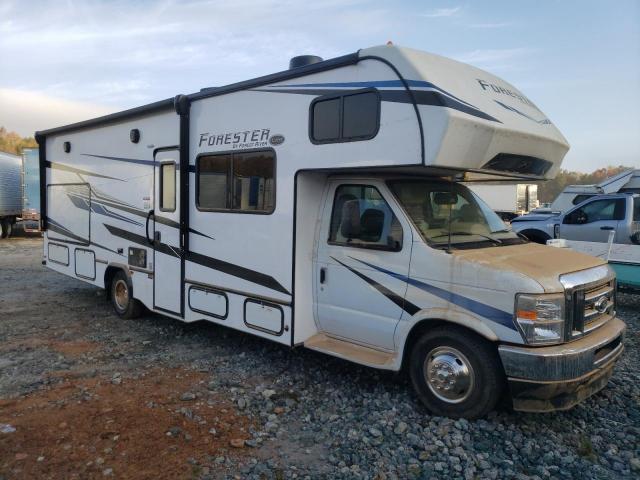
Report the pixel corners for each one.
[0,237,638,479]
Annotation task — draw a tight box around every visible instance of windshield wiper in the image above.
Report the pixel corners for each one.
[430,231,503,246]
[492,228,529,241]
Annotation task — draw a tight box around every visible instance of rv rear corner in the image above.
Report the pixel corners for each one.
[35,44,625,419]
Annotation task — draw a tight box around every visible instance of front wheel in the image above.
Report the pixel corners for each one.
[0,219,10,239]
[110,270,143,319]
[409,326,505,419]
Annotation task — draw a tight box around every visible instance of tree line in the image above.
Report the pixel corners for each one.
[0,127,38,156]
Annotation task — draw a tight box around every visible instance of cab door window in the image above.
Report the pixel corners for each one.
[564,198,625,224]
[328,185,402,251]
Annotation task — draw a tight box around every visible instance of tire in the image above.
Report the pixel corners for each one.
[110,270,143,319]
[4,221,12,238]
[409,326,505,419]
[0,219,8,239]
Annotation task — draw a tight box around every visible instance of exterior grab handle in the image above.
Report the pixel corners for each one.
[145,209,155,245]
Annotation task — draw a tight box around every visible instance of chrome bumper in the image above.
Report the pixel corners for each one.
[498,317,626,412]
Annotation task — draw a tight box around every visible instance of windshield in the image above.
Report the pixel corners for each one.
[388,180,526,249]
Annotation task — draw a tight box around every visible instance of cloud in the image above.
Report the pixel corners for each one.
[469,22,513,29]
[453,48,533,72]
[421,6,461,18]
[0,89,116,136]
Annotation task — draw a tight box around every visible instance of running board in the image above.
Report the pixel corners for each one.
[304,333,397,370]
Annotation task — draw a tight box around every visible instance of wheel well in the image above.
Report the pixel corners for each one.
[519,229,550,244]
[401,319,498,372]
[104,266,126,298]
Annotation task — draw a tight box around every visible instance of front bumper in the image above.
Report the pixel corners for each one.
[498,317,626,412]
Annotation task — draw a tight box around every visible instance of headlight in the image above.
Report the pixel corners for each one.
[515,293,565,345]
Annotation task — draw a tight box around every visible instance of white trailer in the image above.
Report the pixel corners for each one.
[467,183,538,221]
[37,45,625,418]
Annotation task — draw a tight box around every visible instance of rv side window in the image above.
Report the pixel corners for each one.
[310,90,380,144]
[328,185,402,251]
[197,150,275,214]
[160,162,176,212]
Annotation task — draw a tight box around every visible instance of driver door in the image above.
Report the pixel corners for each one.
[314,182,412,350]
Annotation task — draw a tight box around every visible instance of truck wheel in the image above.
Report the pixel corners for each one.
[409,326,504,419]
[4,221,12,238]
[110,270,143,319]
[0,219,8,238]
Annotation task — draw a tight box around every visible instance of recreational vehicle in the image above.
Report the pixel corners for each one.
[36,45,625,418]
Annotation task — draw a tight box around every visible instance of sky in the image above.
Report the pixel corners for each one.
[0,0,638,172]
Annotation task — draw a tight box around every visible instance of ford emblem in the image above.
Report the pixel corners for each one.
[594,297,610,313]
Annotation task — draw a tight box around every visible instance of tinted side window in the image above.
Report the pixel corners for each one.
[634,198,640,221]
[565,198,624,224]
[310,90,379,143]
[232,152,275,212]
[329,185,402,251]
[198,155,231,209]
[160,163,176,212]
[342,92,379,138]
[197,151,275,213]
[312,98,340,141]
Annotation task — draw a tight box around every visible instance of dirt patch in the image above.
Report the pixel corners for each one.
[0,368,252,479]
[0,337,99,358]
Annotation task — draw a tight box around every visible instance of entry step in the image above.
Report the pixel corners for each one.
[304,333,397,369]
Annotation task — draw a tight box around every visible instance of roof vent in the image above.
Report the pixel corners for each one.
[289,55,323,69]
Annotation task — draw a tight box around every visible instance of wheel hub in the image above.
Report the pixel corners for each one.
[114,279,129,311]
[425,346,474,404]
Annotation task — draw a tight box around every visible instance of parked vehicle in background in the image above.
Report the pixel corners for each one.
[467,183,538,221]
[511,193,640,245]
[21,148,41,231]
[533,169,638,214]
[0,151,22,238]
[36,44,625,418]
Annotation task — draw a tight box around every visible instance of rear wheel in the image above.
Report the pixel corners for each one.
[110,270,143,319]
[409,326,504,419]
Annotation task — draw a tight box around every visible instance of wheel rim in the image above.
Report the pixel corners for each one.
[114,279,129,311]
[424,346,475,404]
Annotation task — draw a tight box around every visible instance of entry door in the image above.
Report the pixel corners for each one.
[560,197,623,243]
[315,182,412,350]
[153,149,182,315]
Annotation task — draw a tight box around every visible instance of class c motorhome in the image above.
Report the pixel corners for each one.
[37,45,625,418]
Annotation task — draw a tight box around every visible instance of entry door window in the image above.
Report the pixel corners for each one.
[328,184,402,251]
[160,163,176,212]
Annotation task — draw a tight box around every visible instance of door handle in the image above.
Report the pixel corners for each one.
[600,226,615,231]
[145,209,155,245]
[320,267,327,284]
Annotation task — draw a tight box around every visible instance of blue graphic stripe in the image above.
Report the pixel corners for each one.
[350,257,515,330]
[494,100,551,125]
[274,79,476,108]
[82,153,179,168]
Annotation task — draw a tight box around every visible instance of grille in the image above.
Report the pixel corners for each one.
[569,278,616,339]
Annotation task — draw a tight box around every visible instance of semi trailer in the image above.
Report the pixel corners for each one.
[0,150,22,238]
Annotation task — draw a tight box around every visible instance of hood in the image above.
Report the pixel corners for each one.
[453,243,605,292]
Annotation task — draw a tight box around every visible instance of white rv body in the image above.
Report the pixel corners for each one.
[37,45,625,416]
